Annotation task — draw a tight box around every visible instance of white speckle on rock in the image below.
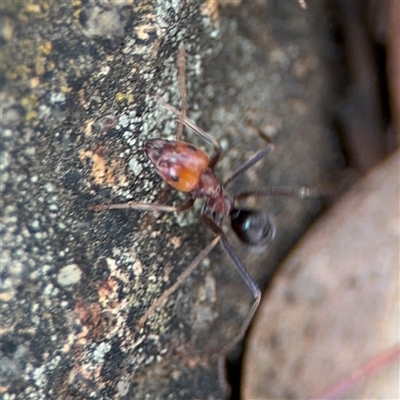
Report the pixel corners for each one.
[99,65,110,76]
[106,257,118,272]
[48,203,59,212]
[57,264,82,286]
[42,264,51,274]
[43,283,55,296]
[48,355,61,370]
[30,219,40,230]
[119,114,130,128]
[50,92,66,104]
[123,130,133,139]
[0,289,15,302]
[31,365,48,388]
[128,157,143,176]
[3,129,12,138]
[39,104,52,118]
[44,182,56,192]
[117,378,130,396]
[93,341,111,362]
[24,146,35,156]
[219,138,229,151]
[133,259,143,279]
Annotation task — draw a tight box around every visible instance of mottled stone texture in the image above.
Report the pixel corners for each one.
[1,0,341,399]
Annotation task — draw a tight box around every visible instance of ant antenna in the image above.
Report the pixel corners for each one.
[176,44,187,142]
[154,95,222,168]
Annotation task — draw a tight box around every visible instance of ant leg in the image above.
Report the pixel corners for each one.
[219,235,261,352]
[247,120,274,144]
[92,197,194,213]
[137,235,221,328]
[223,143,275,188]
[234,186,318,201]
[202,214,261,350]
[154,95,222,168]
[176,44,187,142]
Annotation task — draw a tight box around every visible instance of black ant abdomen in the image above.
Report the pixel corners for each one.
[230,208,276,246]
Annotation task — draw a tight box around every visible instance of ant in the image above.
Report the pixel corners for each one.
[93,44,314,348]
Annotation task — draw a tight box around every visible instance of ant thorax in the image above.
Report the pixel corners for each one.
[192,170,234,219]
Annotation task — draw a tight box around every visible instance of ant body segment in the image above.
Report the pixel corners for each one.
[93,45,314,347]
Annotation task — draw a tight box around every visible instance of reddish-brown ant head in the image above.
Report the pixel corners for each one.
[145,139,166,164]
[230,208,276,246]
[145,139,210,192]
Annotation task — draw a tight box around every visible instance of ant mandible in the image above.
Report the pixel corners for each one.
[93,44,314,346]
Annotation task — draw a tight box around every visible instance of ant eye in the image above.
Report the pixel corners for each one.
[188,144,197,152]
[170,174,179,182]
[230,208,276,246]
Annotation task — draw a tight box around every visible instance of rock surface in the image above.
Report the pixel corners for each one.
[1,1,342,399]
